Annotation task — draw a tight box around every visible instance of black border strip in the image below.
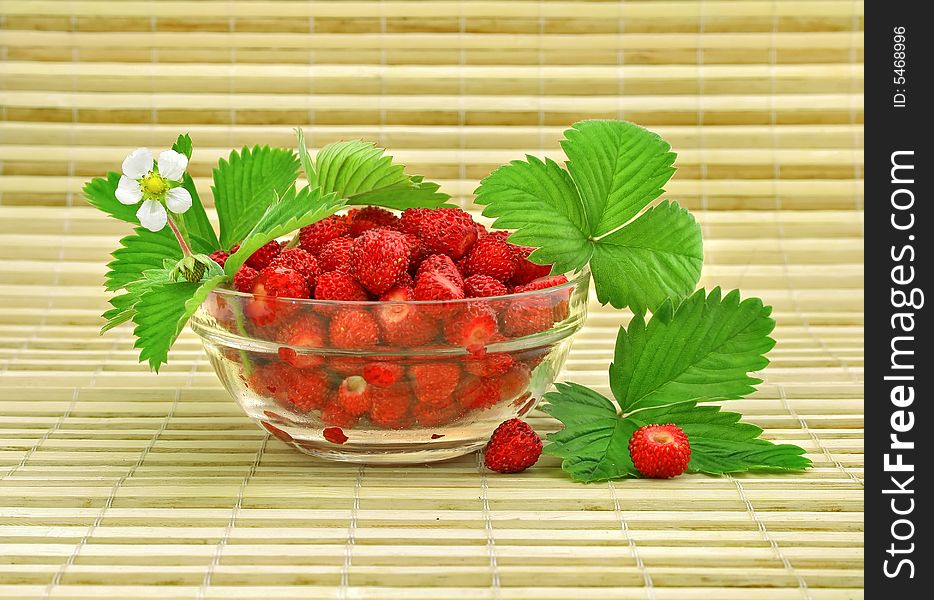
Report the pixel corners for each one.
[866,2,929,593]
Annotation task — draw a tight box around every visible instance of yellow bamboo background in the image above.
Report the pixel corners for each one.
[0,1,863,598]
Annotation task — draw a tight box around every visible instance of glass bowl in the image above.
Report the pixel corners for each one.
[189,269,590,463]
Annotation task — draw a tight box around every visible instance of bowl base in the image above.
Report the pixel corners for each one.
[284,439,486,464]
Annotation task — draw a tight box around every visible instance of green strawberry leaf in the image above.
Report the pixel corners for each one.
[212,145,301,248]
[132,274,227,372]
[561,119,677,237]
[590,201,702,310]
[474,156,591,274]
[101,291,140,333]
[350,175,450,210]
[541,383,639,482]
[169,134,220,250]
[630,403,812,474]
[224,186,346,276]
[303,137,450,209]
[474,119,702,313]
[101,265,173,333]
[611,287,776,414]
[105,228,182,291]
[84,172,138,225]
[171,133,193,159]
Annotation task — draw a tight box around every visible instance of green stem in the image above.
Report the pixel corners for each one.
[167,214,193,257]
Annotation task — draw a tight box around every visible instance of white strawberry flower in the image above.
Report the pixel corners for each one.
[115,148,192,232]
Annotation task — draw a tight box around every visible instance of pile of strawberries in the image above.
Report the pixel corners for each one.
[207,206,572,434]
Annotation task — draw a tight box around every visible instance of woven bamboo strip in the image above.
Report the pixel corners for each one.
[0,1,864,19]
[0,123,865,148]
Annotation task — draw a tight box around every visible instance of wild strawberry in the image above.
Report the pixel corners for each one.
[508,245,553,286]
[379,285,414,302]
[245,267,309,326]
[276,315,327,368]
[414,273,465,307]
[455,375,501,411]
[363,362,404,387]
[416,254,464,287]
[335,375,372,417]
[415,255,464,316]
[394,271,414,290]
[299,215,348,254]
[496,364,531,401]
[483,418,542,474]
[347,206,400,236]
[628,424,691,479]
[408,363,461,406]
[402,207,477,259]
[443,303,498,352]
[368,384,413,429]
[321,402,358,428]
[268,248,321,288]
[464,274,508,298]
[399,207,430,236]
[349,228,410,295]
[254,266,309,298]
[233,265,259,292]
[463,237,517,281]
[246,362,297,402]
[328,308,380,349]
[513,275,568,293]
[315,270,369,301]
[501,298,554,338]
[244,240,282,270]
[376,286,439,347]
[209,250,229,268]
[485,230,510,243]
[518,346,550,371]
[286,369,332,412]
[414,397,463,427]
[401,233,428,266]
[464,352,514,377]
[318,236,354,272]
[414,257,465,304]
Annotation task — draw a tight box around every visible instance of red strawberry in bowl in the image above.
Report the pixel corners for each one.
[349,228,410,296]
[244,267,309,327]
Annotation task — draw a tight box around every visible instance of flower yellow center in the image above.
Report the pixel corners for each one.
[141,173,168,195]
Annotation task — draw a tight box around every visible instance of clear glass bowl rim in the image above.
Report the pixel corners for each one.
[208,266,590,307]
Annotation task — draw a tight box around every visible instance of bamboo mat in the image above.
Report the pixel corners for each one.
[0,1,863,598]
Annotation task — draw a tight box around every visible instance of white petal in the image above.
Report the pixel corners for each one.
[122,148,153,179]
[115,176,143,205]
[165,186,192,214]
[157,149,188,181]
[136,200,167,232]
